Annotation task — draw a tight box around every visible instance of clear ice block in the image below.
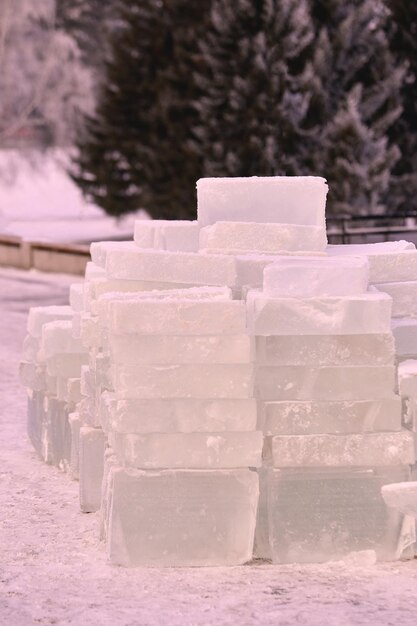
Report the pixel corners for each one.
[262,398,402,435]
[108,299,246,336]
[255,365,395,401]
[256,334,394,366]
[110,431,263,469]
[196,176,328,227]
[268,432,415,467]
[107,467,259,566]
[392,319,417,357]
[103,394,257,433]
[108,333,254,365]
[263,256,369,298]
[247,289,392,336]
[112,363,254,399]
[266,465,411,563]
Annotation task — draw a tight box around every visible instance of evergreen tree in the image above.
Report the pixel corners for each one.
[191,0,316,178]
[385,0,417,213]
[305,0,404,215]
[74,0,210,219]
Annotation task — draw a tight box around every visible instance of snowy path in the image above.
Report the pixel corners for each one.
[2,268,417,625]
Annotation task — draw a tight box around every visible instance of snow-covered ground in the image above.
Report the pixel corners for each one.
[0,150,147,243]
[3,267,417,625]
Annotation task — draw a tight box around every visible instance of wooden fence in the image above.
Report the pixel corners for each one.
[0,235,90,275]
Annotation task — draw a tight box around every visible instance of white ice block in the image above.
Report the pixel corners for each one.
[108,333,254,365]
[109,299,246,336]
[256,334,394,367]
[90,241,138,268]
[27,306,73,338]
[375,281,417,318]
[134,220,200,252]
[255,365,395,401]
[267,466,411,564]
[102,393,257,433]
[197,176,328,227]
[80,314,102,349]
[106,248,237,286]
[263,256,369,297]
[110,431,263,469]
[40,320,86,358]
[327,242,417,284]
[96,285,233,329]
[398,360,417,397]
[69,283,85,312]
[247,289,392,336]
[392,319,417,357]
[107,467,258,566]
[199,222,327,254]
[382,482,417,517]
[99,448,118,542]
[45,353,88,378]
[79,426,107,513]
[112,364,254,399]
[262,398,402,435]
[67,378,82,405]
[268,432,415,467]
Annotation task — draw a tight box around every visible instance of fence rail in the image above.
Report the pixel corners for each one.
[0,235,90,275]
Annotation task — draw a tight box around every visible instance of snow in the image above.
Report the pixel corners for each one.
[3,266,417,624]
[0,150,147,243]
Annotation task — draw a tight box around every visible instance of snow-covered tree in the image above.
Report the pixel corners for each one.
[74,0,210,219]
[0,0,94,147]
[306,0,404,215]
[191,0,316,178]
[385,0,417,213]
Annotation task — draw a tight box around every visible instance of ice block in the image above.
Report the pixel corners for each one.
[107,467,258,566]
[110,431,263,469]
[105,248,237,286]
[256,334,394,367]
[268,431,415,467]
[108,333,254,365]
[27,306,73,338]
[112,363,254,399]
[262,398,402,435]
[375,281,417,318]
[263,256,369,298]
[199,222,327,253]
[398,360,417,397]
[102,394,257,433]
[392,319,417,357]
[197,176,328,227]
[382,481,417,517]
[267,465,411,563]
[255,365,395,401]
[134,220,200,252]
[108,299,246,336]
[247,289,392,336]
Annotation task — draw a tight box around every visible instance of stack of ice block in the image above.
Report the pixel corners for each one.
[21,175,417,568]
[20,307,87,469]
[250,255,415,563]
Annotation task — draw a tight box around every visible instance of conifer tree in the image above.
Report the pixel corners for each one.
[191,0,316,178]
[73,0,210,219]
[385,0,417,213]
[305,0,404,214]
